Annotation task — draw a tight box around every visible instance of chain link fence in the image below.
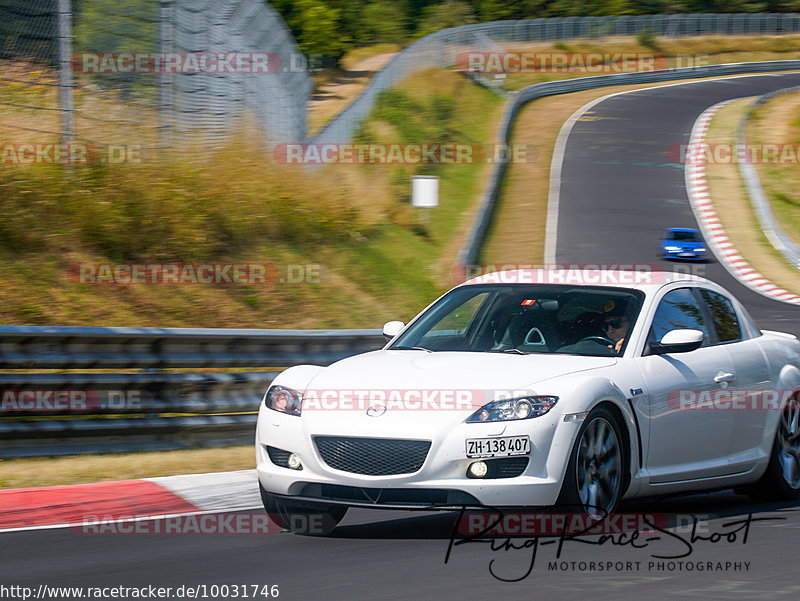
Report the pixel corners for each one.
[2,8,800,152]
[0,0,310,158]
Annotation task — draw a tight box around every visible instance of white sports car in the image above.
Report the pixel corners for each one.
[255,270,800,533]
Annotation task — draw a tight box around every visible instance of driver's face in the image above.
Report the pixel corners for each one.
[601,316,629,342]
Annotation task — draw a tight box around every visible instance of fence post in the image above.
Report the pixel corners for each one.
[57,0,73,146]
[159,0,174,151]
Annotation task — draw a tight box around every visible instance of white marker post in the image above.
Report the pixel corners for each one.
[411,175,439,232]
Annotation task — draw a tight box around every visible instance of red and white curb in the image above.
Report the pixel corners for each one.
[0,469,260,532]
[685,101,800,305]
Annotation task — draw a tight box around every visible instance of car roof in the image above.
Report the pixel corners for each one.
[664,227,700,234]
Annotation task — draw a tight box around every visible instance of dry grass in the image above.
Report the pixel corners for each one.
[0,132,404,328]
[340,43,401,71]
[0,68,502,329]
[0,446,254,490]
[307,47,399,137]
[0,61,160,149]
[750,90,800,249]
[704,99,800,294]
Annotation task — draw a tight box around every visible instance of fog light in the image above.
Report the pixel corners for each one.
[287,453,302,470]
[468,461,488,478]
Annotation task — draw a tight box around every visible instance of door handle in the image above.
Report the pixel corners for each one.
[714,371,735,384]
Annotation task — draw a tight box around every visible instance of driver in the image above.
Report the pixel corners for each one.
[601,299,632,354]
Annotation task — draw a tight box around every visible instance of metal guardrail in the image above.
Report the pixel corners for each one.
[0,327,384,458]
[456,60,800,266]
[737,86,800,270]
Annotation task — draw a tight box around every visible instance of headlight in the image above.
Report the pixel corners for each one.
[664,246,680,251]
[466,396,558,423]
[696,247,706,252]
[264,385,302,416]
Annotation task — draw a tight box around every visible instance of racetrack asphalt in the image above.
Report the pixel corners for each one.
[4,73,800,601]
[555,72,800,337]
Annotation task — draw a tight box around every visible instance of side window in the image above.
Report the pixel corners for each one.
[650,288,710,346]
[700,289,741,342]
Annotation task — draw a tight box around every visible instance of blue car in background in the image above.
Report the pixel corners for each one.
[660,228,708,261]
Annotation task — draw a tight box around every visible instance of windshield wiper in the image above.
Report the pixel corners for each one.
[487,348,529,354]
[391,346,433,352]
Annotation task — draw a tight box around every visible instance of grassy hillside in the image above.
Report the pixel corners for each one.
[0,69,504,328]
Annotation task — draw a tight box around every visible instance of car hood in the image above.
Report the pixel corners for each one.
[297,350,616,437]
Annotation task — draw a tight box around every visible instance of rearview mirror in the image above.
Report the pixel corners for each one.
[382,321,405,341]
[648,329,704,355]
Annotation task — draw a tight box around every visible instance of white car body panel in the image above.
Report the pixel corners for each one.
[256,270,800,510]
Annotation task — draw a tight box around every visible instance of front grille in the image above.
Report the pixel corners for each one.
[314,436,431,475]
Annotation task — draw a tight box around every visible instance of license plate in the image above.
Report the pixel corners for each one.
[466,435,530,458]
[678,252,695,257]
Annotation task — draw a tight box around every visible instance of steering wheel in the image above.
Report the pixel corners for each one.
[578,335,615,347]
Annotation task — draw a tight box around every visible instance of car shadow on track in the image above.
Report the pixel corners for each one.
[326,489,800,539]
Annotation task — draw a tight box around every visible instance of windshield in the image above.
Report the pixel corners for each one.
[390,284,644,357]
[668,230,700,242]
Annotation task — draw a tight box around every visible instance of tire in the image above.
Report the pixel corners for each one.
[260,483,347,536]
[556,406,625,517]
[743,393,800,502]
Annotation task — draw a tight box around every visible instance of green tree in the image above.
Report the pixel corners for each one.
[546,0,637,16]
[416,0,478,37]
[73,0,157,98]
[74,0,157,53]
[289,0,348,58]
[677,0,767,11]
[476,0,549,21]
[360,1,410,44]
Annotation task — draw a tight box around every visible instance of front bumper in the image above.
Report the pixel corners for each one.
[662,247,706,261]
[255,405,578,508]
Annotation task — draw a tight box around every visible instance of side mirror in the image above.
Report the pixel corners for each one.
[382,321,405,341]
[648,329,704,355]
